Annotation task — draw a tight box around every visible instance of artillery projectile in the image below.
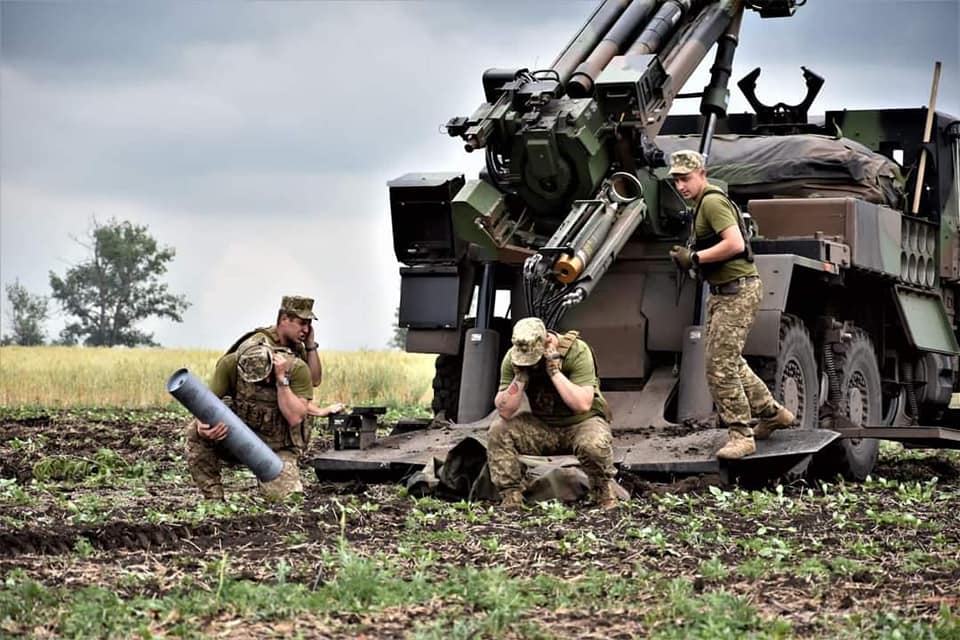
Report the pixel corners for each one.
[555,205,616,283]
[167,368,284,482]
[567,195,647,303]
[554,173,643,283]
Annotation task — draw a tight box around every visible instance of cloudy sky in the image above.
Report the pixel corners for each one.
[2,0,958,350]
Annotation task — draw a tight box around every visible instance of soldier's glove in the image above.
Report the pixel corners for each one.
[639,134,666,167]
[670,245,699,271]
[543,345,563,377]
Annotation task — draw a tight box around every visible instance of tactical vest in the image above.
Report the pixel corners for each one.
[524,330,611,424]
[228,330,303,438]
[691,186,754,278]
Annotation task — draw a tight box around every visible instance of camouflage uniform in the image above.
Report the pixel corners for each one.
[670,151,783,454]
[487,318,616,507]
[184,296,317,500]
[703,277,777,435]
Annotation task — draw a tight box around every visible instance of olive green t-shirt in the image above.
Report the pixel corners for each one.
[499,337,608,427]
[209,352,313,400]
[694,186,758,285]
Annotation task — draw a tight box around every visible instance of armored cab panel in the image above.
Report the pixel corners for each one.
[388,173,466,265]
[749,198,905,279]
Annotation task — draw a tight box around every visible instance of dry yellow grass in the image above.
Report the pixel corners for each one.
[0,346,436,409]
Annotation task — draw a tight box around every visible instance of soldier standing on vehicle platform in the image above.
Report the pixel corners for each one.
[487,317,619,510]
[668,150,795,459]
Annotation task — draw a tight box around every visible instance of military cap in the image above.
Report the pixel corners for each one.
[237,342,274,383]
[668,150,705,175]
[280,295,318,321]
[510,317,547,367]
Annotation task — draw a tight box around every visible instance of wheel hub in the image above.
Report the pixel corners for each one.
[847,373,866,425]
[781,359,803,420]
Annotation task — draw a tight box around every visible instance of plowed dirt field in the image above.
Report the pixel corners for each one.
[1,409,958,638]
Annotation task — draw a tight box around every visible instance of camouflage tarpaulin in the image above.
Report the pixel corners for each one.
[658,134,905,207]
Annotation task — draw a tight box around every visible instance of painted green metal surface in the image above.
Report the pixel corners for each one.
[451,179,507,261]
[895,287,960,355]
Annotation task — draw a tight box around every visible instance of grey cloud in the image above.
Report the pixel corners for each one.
[2,0,958,350]
[0,1,302,82]
[2,4,576,218]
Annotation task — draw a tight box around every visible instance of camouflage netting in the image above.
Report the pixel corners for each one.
[658,134,905,208]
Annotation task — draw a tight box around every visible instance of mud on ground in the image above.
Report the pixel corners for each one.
[1,409,959,638]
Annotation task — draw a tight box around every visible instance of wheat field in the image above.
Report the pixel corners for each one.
[0,346,437,409]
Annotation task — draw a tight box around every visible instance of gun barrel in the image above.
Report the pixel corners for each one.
[552,0,631,85]
[567,0,658,98]
[167,368,284,482]
[625,0,692,56]
[661,2,740,99]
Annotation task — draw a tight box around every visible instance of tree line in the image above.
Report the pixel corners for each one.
[2,218,189,347]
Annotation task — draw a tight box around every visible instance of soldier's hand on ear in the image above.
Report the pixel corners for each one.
[544,343,563,377]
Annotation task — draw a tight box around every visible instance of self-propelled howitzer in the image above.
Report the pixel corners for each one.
[312,0,960,486]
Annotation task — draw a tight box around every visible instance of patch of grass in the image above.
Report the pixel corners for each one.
[72,537,95,558]
[532,500,578,523]
[698,556,730,581]
[0,346,435,410]
[827,556,869,579]
[283,532,309,546]
[557,530,600,555]
[479,535,500,553]
[7,433,50,453]
[794,557,831,579]
[627,525,675,555]
[62,493,113,525]
[831,604,960,639]
[173,495,268,525]
[737,557,777,580]
[0,478,33,506]
[407,529,467,545]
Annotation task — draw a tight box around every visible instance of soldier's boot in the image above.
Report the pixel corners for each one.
[498,489,525,509]
[260,461,304,502]
[716,431,756,460]
[754,404,796,441]
[591,478,619,511]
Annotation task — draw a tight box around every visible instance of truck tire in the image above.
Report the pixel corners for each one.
[757,314,819,431]
[754,314,819,480]
[431,353,463,423]
[812,330,881,481]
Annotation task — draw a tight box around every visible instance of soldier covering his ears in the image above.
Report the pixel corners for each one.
[487,317,619,510]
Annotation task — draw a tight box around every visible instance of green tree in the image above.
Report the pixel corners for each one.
[389,306,408,350]
[49,218,190,347]
[1,278,49,346]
